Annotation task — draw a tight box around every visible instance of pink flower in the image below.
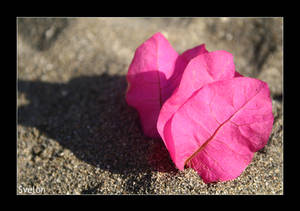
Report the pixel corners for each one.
[126,32,274,183]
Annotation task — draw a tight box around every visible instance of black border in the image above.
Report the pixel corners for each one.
[15,14,288,201]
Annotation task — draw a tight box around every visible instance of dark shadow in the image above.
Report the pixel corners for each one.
[18,18,70,51]
[272,93,282,102]
[249,20,278,77]
[18,72,178,194]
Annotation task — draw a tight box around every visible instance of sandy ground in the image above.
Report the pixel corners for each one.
[17,17,283,194]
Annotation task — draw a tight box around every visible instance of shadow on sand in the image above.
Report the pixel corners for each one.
[18,73,178,194]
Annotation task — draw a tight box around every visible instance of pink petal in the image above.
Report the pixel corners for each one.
[126,34,209,138]
[180,44,209,62]
[126,32,179,138]
[164,77,273,183]
[157,50,236,144]
[163,44,209,102]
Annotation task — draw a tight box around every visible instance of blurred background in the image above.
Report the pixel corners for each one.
[17,17,283,194]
